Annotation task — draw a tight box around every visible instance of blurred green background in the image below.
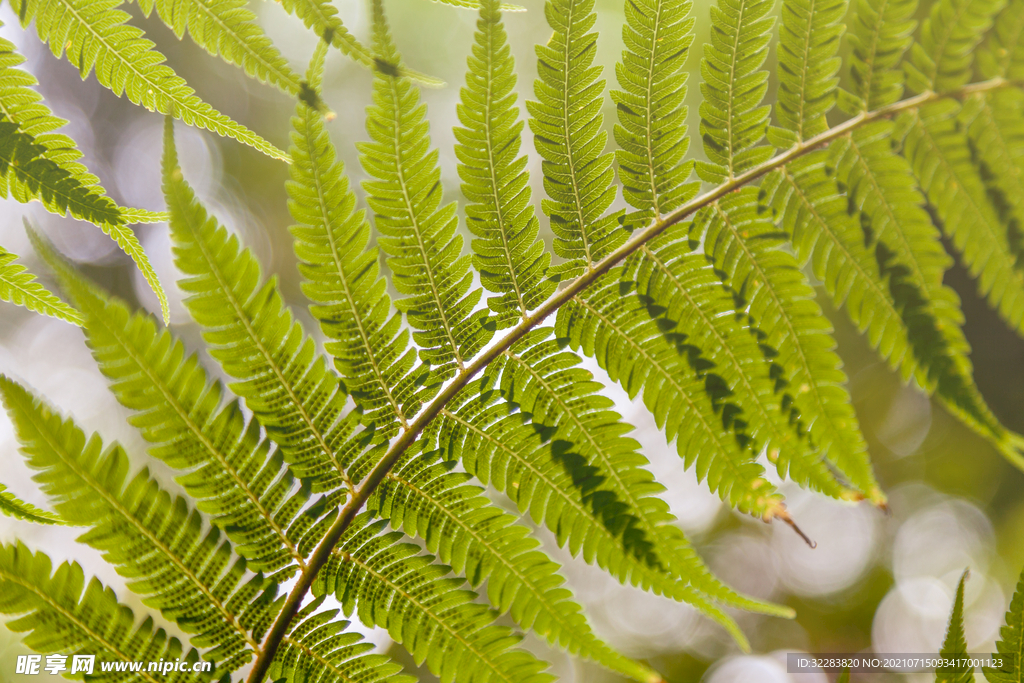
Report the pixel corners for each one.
[1,0,1023,681]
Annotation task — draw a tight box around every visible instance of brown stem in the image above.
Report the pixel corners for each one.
[245,76,1019,683]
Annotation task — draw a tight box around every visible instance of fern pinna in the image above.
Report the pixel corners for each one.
[1,0,1024,678]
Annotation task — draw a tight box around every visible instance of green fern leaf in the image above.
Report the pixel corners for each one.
[455,0,554,327]
[29,229,320,578]
[0,245,82,325]
[8,0,287,160]
[612,0,697,224]
[697,0,775,181]
[845,0,917,110]
[359,0,492,383]
[271,599,416,683]
[937,569,973,683]
[319,513,554,683]
[0,376,277,671]
[906,0,1005,92]
[984,563,1024,683]
[288,67,423,439]
[371,448,661,683]
[901,102,1024,336]
[422,0,526,9]
[527,0,624,276]
[133,0,301,95]
[0,543,210,682]
[776,0,846,140]
[0,483,63,525]
[164,117,362,499]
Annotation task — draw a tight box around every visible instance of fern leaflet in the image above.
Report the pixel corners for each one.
[0,483,63,525]
[0,245,82,325]
[359,0,491,383]
[455,0,554,327]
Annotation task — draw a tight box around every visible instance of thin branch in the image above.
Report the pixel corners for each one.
[245,75,1019,683]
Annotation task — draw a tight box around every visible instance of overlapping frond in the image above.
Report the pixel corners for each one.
[455,0,553,327]
[612,0,697,224]
[561,260,780,514]
[0,246,82,324]
[370,448,658,682]
[0,483,63,524]
[776,0,846,140]
[978,0,1024,78]
[30,229,320,579]
[901,102,1024,336]
[844,0,916,110]
[826,124,1011,451]
[7,0,286,160]
[763,150,1007,472]
[0,543,209,683]
[528,0,623,276]
[134,0,301,95]
[689,191,855,498]
[358,1,491,383]
[0,24,172,312]
[984,563,1024,683]
[289,67,423,439]
[697,0,775,181]
[270,600,415,683]
[906,0,1004,92]
[318,514,554,683]
[164,118,362,499]
[0,377,278,672]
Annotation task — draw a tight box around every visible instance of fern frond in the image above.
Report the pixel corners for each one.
[133,0,302,95]
[289,80,423,439]
[901,102,1024,336]
[527,0,623,276]
[689,191,855,499]
[697,0,775,181]
[905,0,1005,92]
[978,0,1024,78]
[318,513,554,683]
[455,0,554,327]
[359,0,491,383]
[0,246,82,325]
[776,0,846,140]
[164,117,360,499]
[271,600,415,683]
[612,0,697,224]
[937,569,973,683]
[984,563,1024,683]
[0,543,209,682]
[0,483,63,524]
[370,448,660,682]
[0,376,277,672]
[29,229,319,578]
[8,0,286,160]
